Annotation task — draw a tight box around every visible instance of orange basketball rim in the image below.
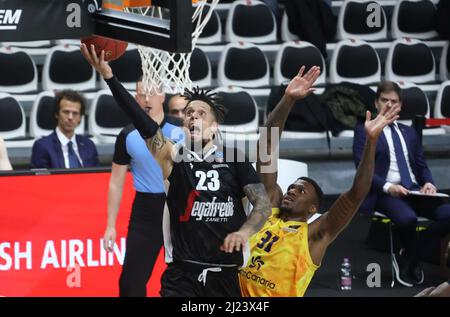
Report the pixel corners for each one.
[103,0,200,10]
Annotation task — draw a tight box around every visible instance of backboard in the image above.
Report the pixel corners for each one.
[97,0,193,53]
[0,0,193,53]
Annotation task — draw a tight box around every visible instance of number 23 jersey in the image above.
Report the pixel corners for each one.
[166,145,260,266]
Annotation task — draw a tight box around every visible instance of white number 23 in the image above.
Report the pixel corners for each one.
[195,170,220,191]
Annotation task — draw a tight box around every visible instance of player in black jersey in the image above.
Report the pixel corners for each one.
[105,77,184,297]
[81,44,320,296]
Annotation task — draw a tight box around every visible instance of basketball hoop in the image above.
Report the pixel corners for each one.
[124,0,219,95]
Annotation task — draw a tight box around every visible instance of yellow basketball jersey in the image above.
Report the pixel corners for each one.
[239,208,319,297]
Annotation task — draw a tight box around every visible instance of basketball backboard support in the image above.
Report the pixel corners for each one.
[96,0,193,53]
[0,0,193,53]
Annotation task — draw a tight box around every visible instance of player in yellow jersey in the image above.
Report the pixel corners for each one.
[239,66,401,296]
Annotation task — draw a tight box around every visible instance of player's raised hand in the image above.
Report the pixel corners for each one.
[284,66,321,101]
[364,104,400,141]
[80,43,113,80]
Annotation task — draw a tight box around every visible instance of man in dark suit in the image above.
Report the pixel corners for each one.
[31,90,99,169]
[353,81,450,287]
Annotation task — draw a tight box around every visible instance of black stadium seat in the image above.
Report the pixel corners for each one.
[392,0,438,39]
[217,90,257,127]
[197,10,222,44]
[0,93,26,140]
[274,41,326,86]
[386,39,436,84]
[101,45,141,91]
[0,47,37,93]
[88,90,131,144]
[213,87,259,140]
[330,39,381,84]
[225,0,277,43]
[43,45,95,91]
[337,0,387,41]
[398,84,429,121]
[109,47,142,88]
[218,42,270,88]
[190,48,212,88]
[434,81,450,120]
[36,96,56,131]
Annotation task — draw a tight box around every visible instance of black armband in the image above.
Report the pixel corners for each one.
[104,76,159,139]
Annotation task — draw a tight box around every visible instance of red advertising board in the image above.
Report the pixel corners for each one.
[0,170,166,296]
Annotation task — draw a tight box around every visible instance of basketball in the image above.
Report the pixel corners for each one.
[80,36,128,62]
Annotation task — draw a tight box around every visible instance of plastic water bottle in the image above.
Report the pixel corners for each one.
[339,258,352,290]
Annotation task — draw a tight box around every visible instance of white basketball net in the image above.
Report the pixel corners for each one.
[125,0,219,95]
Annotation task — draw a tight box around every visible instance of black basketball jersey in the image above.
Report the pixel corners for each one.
[166,144,260,266]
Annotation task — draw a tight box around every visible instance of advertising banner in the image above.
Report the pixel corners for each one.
[0,0,95,41]
[0,171,165,296]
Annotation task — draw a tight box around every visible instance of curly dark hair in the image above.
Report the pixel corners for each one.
[182,87,227,124]
[54,89,86,116]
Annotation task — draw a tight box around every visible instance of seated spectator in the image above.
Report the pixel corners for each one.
[30,90,99,169]
[0,136,12,171]
[167,94,188,120]
[353,81,450,287]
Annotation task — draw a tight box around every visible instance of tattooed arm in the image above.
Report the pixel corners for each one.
[240,183,272,236]
[146,129,175,179]
[221,183,271,253]
[80,43,174,177]
[258,66,321,207]
[308,106,400,266]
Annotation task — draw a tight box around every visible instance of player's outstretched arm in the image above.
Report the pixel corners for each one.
[80,44,174,176]
[221,183,271,253]
[308,105,400,265]
[258,66,321,207]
